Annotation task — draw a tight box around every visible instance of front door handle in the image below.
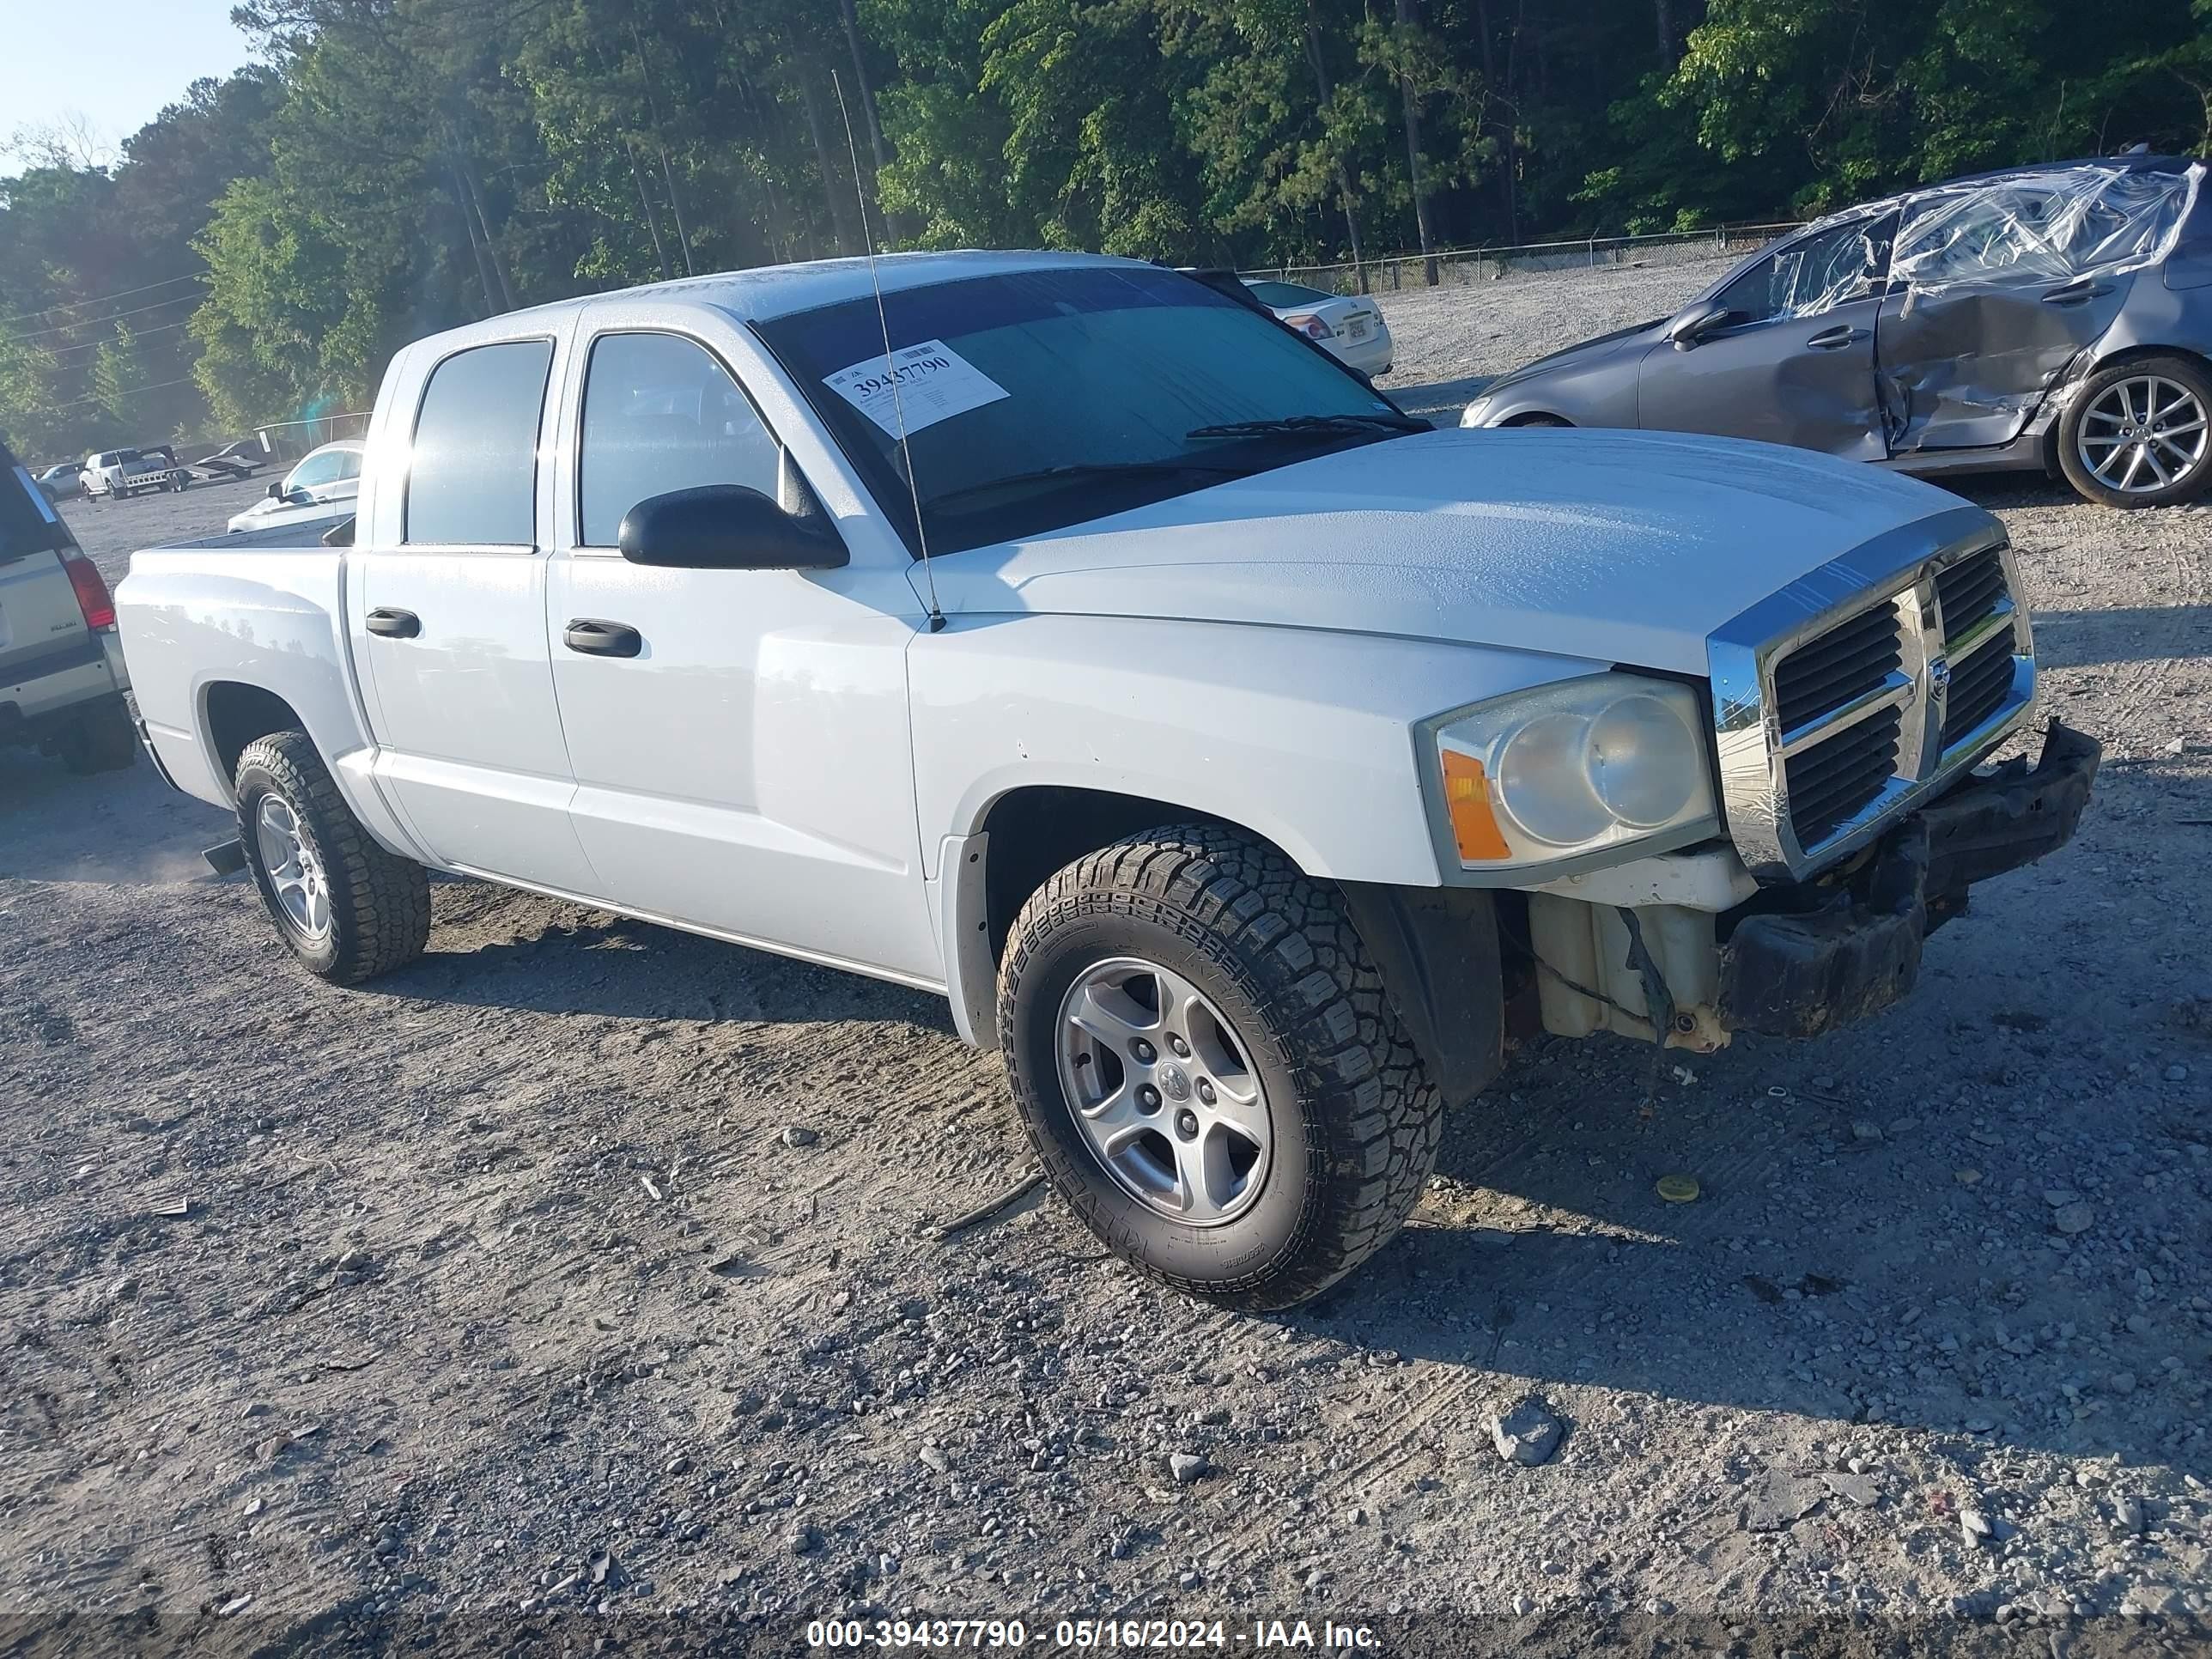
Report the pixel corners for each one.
[1804,325,1870,350]
[366,607,420,639]
[563,618,643,659]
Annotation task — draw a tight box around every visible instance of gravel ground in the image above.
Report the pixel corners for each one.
[4,276,2209,1657]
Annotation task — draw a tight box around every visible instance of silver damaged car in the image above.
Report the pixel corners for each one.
[1464,154,2211,509]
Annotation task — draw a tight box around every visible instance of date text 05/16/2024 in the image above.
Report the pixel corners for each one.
[805,1620,1382,1650]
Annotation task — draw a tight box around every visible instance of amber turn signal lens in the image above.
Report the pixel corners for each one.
[1440,750,1510,862]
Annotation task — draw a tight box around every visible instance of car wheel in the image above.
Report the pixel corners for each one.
[2057,356,2212,508]
[998,824,1443,1310]
[57,701,139,775]
[234,730,430,984]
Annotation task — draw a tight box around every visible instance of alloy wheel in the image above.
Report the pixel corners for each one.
[255,793,332,940]
[2076,374,2209,494]
[1054,956,1272,1225]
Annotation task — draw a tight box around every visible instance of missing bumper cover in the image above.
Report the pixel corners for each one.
[1718,719,2100,1041]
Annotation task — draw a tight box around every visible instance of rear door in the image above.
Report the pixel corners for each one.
[1637,215,1895,460]
[1878,176,2149,453]
[348,333,600,893]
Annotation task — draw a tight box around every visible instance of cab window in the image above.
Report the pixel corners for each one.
[575,331,781,547]
[405,338,555,546]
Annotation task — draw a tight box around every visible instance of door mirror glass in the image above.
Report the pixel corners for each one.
[618,484,848,571]
[1666,300,1733,349]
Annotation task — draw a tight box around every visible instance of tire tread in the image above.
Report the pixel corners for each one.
[236,731,429,984]
[998,824,1443,1310]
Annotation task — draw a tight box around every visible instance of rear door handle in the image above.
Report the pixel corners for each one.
[366,607,420,639]
[1804,325,1870,350]
[2043,279,2112,306]
[563,618,643,659]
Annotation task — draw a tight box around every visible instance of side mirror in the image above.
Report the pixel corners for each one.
[266,481,286,501]
[1666,300,1733,350]
[618,484,848,571]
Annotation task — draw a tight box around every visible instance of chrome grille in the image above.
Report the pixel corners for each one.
[1942,630,2018,746]
[1936,545,2025,753]
[1935,546,2007,641]
[1708,511,2039,881]
[1773,604,1903,734]
[1789,705,1904,845]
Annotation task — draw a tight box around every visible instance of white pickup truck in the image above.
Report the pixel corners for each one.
[116,252,2099,1309]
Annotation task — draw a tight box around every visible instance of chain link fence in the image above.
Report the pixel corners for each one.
[1239,222,1803,297]
[248,410,371,461]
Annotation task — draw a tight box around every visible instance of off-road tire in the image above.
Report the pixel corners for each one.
[998,824,1443,1310]
[2057,354,2212,509]
[234,729,429,983]
[57,700,139,774]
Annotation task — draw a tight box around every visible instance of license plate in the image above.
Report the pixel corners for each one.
[1345,318,1370,341]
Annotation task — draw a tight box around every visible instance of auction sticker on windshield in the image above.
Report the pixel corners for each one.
[825,341,1010,436]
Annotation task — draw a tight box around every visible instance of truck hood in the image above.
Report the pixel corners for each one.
[927,428,1974,674]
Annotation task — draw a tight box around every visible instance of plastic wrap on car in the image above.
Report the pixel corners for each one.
[1887,162,2203,299]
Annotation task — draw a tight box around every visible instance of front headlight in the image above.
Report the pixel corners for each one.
[1430,674,1717,869]
[1460,397,1490,428]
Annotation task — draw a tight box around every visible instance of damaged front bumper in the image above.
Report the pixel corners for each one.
[1523,720,2099,1051]
[1717,720,2100,1039]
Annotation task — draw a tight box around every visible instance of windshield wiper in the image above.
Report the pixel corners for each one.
[1185,412,1431,440]
[922,459,1254,509]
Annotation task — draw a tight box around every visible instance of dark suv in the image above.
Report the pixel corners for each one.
[1465,154,2212,508]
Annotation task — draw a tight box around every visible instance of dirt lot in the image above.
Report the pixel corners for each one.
[3,275,2209,1657]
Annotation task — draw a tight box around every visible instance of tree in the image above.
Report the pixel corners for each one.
[90,323,152,428]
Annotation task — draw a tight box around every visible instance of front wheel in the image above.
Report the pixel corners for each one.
[234,730,429,983]
[998,826,1443,1310]
[2057,356,2212,508]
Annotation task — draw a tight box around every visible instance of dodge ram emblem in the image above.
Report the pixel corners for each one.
[1929,656,1951,692]
[1159,1063,1192,1103]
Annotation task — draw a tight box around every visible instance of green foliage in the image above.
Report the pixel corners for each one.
[3,0,2209,453]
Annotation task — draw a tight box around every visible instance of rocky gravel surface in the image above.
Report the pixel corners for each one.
[3,271,2209,1656]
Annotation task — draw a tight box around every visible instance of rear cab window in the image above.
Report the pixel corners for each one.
[404,339,556,545]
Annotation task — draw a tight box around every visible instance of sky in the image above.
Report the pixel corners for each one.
[2,0,254,168]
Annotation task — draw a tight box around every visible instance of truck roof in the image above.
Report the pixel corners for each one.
[436,250,1148,335]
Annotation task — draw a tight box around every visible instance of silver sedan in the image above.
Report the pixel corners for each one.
[1464,155,2212,509]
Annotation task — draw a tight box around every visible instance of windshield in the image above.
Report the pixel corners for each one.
[753,264,1412,556]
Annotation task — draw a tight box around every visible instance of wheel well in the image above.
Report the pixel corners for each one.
[2089,343,2212,379]
[203,682,305,785]
[1499,410,1572,428]
[976,787,1238,963]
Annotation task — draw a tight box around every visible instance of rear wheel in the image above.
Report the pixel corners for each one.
[234,730,429,983]
[2057,356,2212,508]
[998,825,1443,1310]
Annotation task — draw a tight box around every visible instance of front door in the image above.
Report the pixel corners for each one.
[543,326,939,981]
[349,334,600,895]
[1638,215,1898,462]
